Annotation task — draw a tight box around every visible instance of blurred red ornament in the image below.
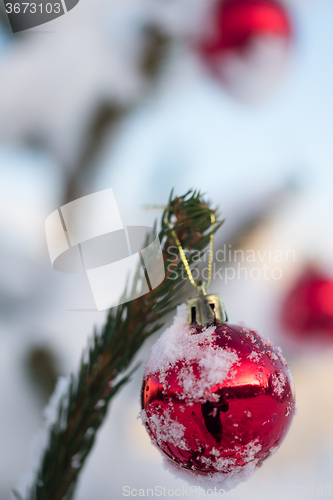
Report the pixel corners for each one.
[199,0,293,101]
[141,319,295,482]
[281,267,333,340]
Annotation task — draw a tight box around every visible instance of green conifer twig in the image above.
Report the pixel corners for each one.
[23,189,223,500]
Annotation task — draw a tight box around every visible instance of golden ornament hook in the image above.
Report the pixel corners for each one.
[167,211,227,326]
[168,213,216,291]
[144,204,227,326]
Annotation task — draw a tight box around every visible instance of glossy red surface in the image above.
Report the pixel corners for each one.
[142,323,295,475]
[200,0,292,55]
[282,268,333,339]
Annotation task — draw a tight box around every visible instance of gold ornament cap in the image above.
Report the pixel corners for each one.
[186,285,228,326]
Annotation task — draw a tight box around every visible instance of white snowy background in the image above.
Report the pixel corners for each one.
[0,0,333,498]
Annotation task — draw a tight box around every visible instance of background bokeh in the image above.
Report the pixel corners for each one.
[0,0,333,498]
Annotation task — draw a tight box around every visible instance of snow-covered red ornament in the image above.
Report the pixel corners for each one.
[198,0,293,102]
[141,287,295,489]
[281,266,333,341]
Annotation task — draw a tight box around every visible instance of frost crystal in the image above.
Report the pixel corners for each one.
[150,409,188,450]
[271,372,287,397]
[247,350,262,363]
[285,402,294,417]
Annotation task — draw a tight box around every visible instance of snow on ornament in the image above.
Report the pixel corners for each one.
[141,218,295,490]
[198,0,293,102]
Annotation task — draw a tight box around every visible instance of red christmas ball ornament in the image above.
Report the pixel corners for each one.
[198,0,293,102]
[141,292,295,488]
[281,266,333,341]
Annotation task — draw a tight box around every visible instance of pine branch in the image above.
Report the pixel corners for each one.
[24,190,224,500]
